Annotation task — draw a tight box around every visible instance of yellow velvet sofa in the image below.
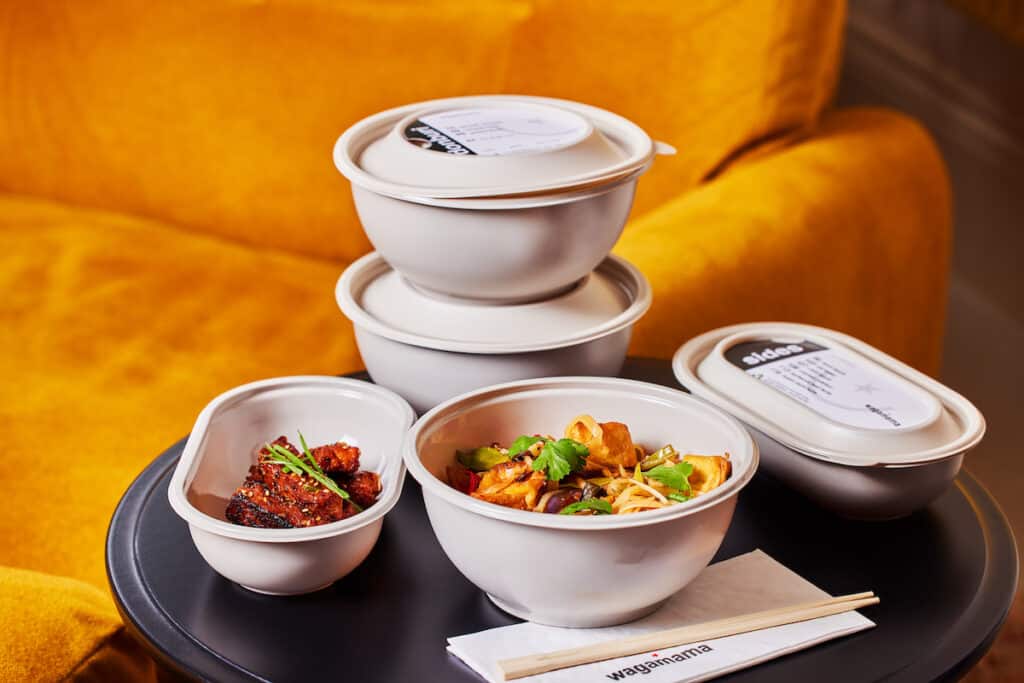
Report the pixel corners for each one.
[0,1,950,680]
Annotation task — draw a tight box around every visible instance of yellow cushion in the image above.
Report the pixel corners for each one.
[0,0,533,262]
[504,0,846,218]
[0,0,843,261]
[0,567,154,682]
[618,107,951,374]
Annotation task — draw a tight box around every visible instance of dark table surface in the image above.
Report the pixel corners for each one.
[107,359,1018,683]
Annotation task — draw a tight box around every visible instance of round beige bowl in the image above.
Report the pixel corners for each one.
[403,377,758,627]
[350,177,639,303]
[336,252,652,413]
[333,94,674,302]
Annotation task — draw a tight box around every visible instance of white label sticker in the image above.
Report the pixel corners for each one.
[403,107,589,156]
[724,340,934,430]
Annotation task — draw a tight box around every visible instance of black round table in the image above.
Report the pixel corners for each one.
[107,359,1018,683]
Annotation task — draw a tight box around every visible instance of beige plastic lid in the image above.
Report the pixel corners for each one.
[334,95,674,200]
[672,322,985,467]
[335,252,651,354]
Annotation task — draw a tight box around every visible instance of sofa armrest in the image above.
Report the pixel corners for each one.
[615,107,951,375]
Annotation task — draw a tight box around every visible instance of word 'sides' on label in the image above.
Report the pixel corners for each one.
[724,339,933,430]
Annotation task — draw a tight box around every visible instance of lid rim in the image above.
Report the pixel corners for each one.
[671,322,987,468]
[334,95,656,200]
[350,166,646,210]
[336,253,652,355]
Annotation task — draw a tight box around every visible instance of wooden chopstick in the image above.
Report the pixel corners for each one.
[497,591,879,681]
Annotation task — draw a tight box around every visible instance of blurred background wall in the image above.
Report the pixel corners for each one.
[837,1,1022,678]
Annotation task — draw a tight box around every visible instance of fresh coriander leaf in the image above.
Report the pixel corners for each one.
[508,435,548,456]
[559,499,613,515]
[667,492,692,503]
[531,438,589,482]
[645,461,694,492]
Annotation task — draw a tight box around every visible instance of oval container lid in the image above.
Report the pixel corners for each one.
[672,322,986,468]
[334,95,673,200]
[336,252,651,355]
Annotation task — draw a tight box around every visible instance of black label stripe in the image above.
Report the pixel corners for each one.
[402,120,477,155]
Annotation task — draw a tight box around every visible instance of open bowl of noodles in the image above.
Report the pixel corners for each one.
[403,376,758,627]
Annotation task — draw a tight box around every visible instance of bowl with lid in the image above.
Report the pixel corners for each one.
[403,376,759,627]
[334,95,673,302]
[167,376,415,594]
[673,322,986,520]
[335,251,651,413]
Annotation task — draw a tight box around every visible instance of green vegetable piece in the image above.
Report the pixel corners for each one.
[456,446,510,472]
[531,438,589,483]
[640,445,679,470]
[297,431,323,473]
[645,461,694,493]
[508,435,549,456]
[667,492,692,503]
[559,499,613,515]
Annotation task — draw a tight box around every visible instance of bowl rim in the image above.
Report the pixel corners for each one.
[335,253,652,355]
[403,376,759,530]
[349,168,645,210]
[167,376,415,543]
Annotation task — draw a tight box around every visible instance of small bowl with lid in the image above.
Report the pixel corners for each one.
[335,251,651,413]
[673,322,986,520]
[333,95,673,302]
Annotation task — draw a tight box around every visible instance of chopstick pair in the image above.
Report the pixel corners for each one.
[497,591,879,681]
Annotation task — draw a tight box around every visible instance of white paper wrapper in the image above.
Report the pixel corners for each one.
[447,550,874,682]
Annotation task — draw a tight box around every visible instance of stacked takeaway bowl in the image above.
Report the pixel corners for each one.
[333,95,673,412]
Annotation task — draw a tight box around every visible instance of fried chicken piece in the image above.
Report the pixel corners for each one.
[683,454,731,494]
[565,415,638,472]
[226,462,356,528]
[225,436,370,528]
[471,460,547,510]
[310,442,361,476]
[225,485,292,528]
[338,470,382,509]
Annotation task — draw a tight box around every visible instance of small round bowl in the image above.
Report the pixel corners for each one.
[403,377,759,627]
[351,176,639,303]
[167,376,415,595]
[336,253,652,413]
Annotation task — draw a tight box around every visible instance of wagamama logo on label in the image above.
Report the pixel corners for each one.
[740,344,807,367]
[604,644,714,679]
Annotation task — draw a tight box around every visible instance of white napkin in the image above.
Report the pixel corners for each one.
[447,550,874,683]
